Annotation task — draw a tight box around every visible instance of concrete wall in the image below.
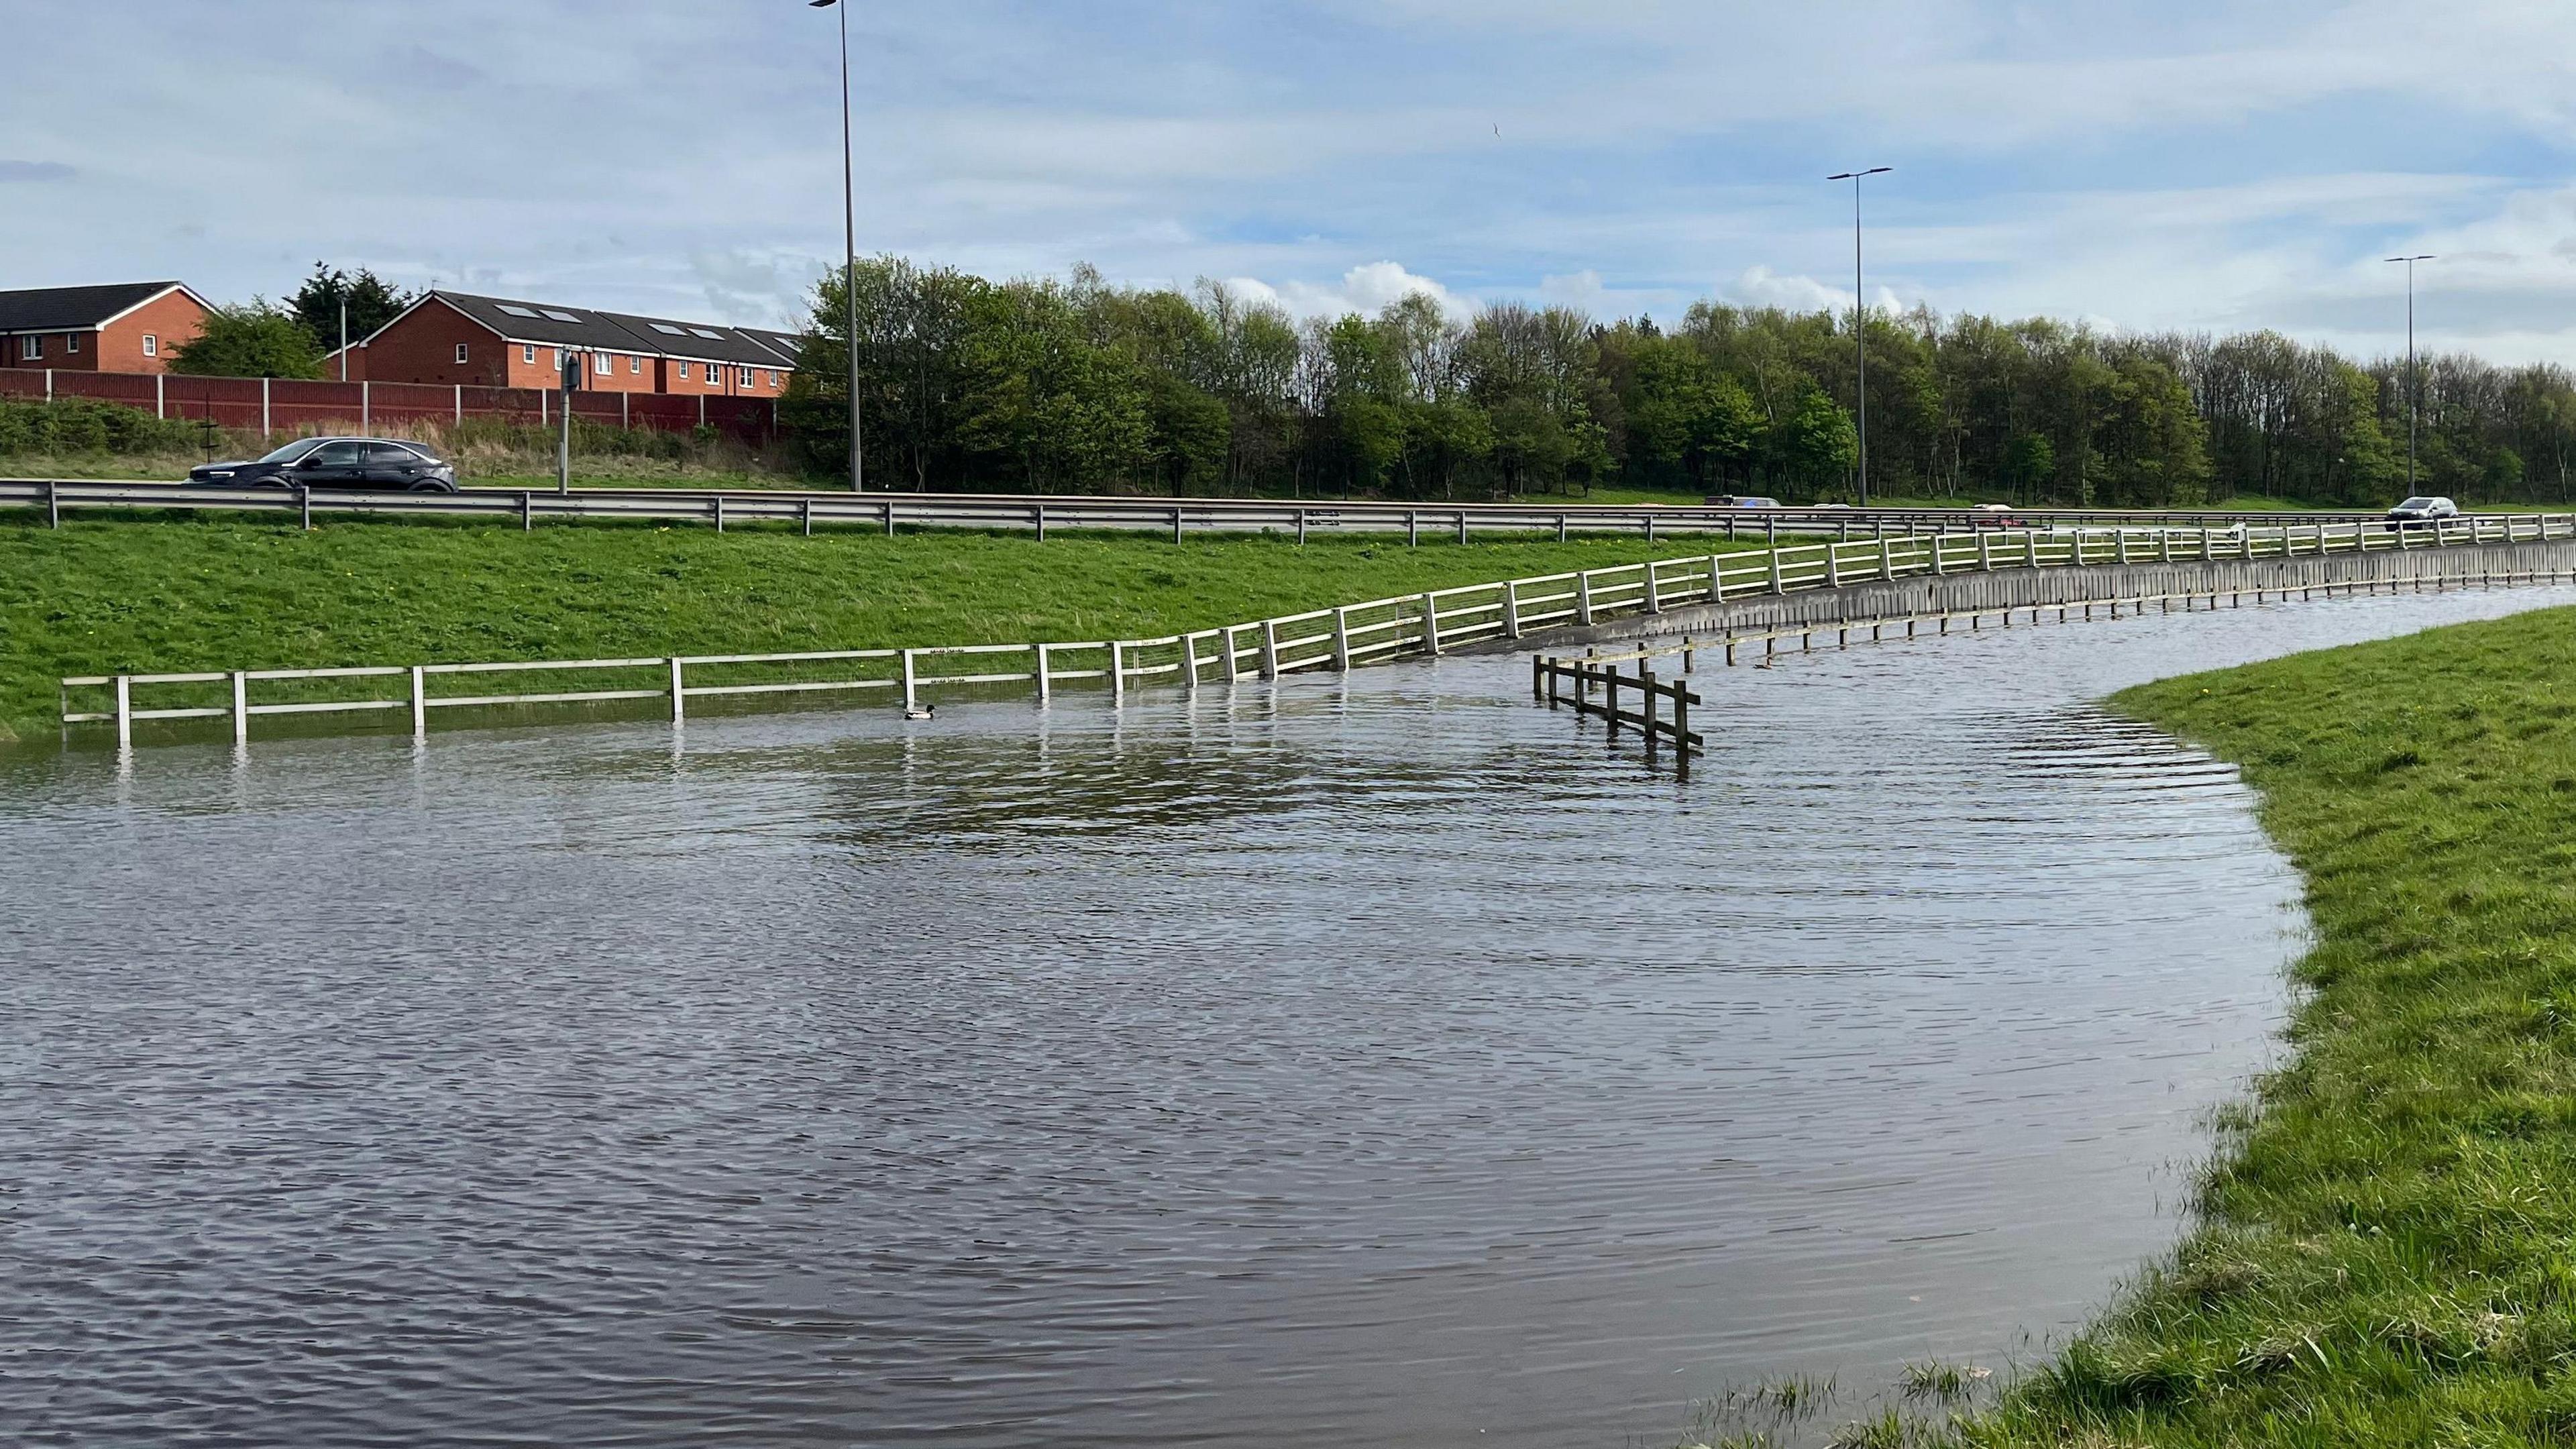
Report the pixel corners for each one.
[1511,538,2576,652]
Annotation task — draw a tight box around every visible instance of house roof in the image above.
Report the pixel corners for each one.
[405,290,796,370]
[0,281,203,334]
[740,327,807,367]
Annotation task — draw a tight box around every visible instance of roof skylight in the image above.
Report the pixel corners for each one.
[541,309,582,323]
[497,305,539,318]
[690,328,722,339]
[649,323,685,335]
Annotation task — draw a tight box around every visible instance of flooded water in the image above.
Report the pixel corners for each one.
[5,585,2568,1448]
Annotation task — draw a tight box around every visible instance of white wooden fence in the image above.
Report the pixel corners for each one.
[61,515,2576,745]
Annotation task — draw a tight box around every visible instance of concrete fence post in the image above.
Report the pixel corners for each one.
[1644,560,1663,614]
[1419,594,1442,654]
[1261,620,1281,680]
[1220,628,1239,685]
[1825,545,1840,589]
[1707,555,1726,602]
[1503,580,1523,638]
[113,675,130,750]
[902,649,920,710]
[1977,533,1992,571]
[1768,550,1784,595]
[1333,607,1353,669]
[410,665,426,738]
[231,672,248,745]
[1108,641,1126,700]
[1578,572,1597,622]
[1182,633,1201,690]
[668,658,686,722]
[1035,643,1053,702]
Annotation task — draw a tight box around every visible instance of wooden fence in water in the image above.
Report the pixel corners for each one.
[61,515,2576,745]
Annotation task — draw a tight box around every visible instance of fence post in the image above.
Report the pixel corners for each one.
[2027,530,2040,568]
[410,665,426,737]
[1879,537,1894,581]
[884,498,896,537]
[668,657,686,722]
[114,674,131,749]
[1457,511,1469,545]
[1930,533,1946,575]
[1557,513,1567,544]
[1673,681,1692,780]
[2116,529,2130,565]
[1644,560,1662,614]
[1108,642,1125,701]
[520,490,532,531]
[713,495,725,533]
[1173,505,1183,545]
[621,391,630,429]
[1333,607,1352,669]
[1034,503,1046,541]
[1977,533,1992,570]
[1034,642,1053,702]
[1646,513,1657,544]
[46,480,58,529]
[1407,510,1419,547]
[1420,594,1442,655]
[299,484,311,531]
[156,373,165,419]
[1768,549,1784,595]
[1296,508,1308,545]
[1577,572,1597,623]
[454,384,462,424]
[362,380,371,433]
[802,498,812,537]
[262,378,271,437]
[1825,546,1840,589]
[1260,620,1280,680]
[44,369,52,403]
[1503,580,1522,638]
[902,649,920,710]
[1640,665,1659,758]
[1708,554,1725,602]
[1181,633,1201,690]
[1220,627,1240,684]
[231,671,248,745]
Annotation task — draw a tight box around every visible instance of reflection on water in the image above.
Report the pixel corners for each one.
[4,586,2569,1448]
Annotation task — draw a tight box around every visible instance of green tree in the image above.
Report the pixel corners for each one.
[1770,389,1859,492]
[289,263,417,352]
[170,302,325,380]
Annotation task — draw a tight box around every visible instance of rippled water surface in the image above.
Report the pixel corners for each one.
[7,586,2571,1448]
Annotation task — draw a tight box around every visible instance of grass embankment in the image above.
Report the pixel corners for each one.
[0,516,1745,740]
[1962,606,2576,1446]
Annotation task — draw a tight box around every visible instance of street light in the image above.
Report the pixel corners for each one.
[1827,166,1892,505]
[2385,253,2435,492]
[810,0,864,492]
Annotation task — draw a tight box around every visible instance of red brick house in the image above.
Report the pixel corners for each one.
[0,281,211,374]
[345,289,798,396]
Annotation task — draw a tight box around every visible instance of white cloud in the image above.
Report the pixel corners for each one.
[1218,262,1468,319]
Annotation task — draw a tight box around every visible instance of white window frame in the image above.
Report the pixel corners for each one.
[66,333,79,354]
[523,344,536,364]
[455,343,470,364]
[677,361,690,380]
[630,355,641,374]
[596,353,612,375]
[142,333,158,358]
[21,336,40,360]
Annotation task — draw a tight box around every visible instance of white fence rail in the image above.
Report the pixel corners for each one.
[62,516,2575,745]
[5,476,2410,542]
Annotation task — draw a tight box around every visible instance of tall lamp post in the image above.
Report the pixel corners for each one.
[810,0,864,491]
[1827,166,1892,505]
[2385,253,2434,493]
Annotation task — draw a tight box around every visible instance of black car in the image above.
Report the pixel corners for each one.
[186,436,459,492]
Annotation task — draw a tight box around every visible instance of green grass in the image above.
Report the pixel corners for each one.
[1961,604,2576,1447]
[0,514,1750,741]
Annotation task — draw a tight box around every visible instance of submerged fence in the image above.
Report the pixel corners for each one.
[62,513,2576,745]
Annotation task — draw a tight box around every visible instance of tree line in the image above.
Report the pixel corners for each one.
[781,256,2576,506]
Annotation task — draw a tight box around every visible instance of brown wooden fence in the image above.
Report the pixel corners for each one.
[0,368,780,445]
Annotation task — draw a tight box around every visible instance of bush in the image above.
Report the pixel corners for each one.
[0,397,203,457]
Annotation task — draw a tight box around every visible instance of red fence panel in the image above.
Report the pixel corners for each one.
[155,374,268,430]
[4,368,784,445]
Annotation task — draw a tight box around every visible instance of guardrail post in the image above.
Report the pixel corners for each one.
[1420,594,1442,654]
[1556,513,1567,544]
[669,658,686,722]
[231,671,248,745]
[1034,503,1046,541]
[1645,513,1657,544]
[114,675,131,750]
[1035,642,1053,702]
[1260,620,1280,680]
[1458,511,1469,545]
[1764,515,1776,547]
[1577,572,1597,622]
[713,496,726,533]
[519,490,532,531]
[1173,506,1184,545]
[1407,510,1419,547]
[885,498,896,537]
[1296,508,1307,545]
[46,479,58,529]
[1503,580,1523,638]
[1644,560,1662,613]
[410,665,426,738]
[299,485,312,531]
[1333,607,1352,669]
[1108,642,1125,700]
[801,498,812,537]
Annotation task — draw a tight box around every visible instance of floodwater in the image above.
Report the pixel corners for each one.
[5,584,2569,1448]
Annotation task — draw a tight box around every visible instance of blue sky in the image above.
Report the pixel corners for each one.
[5,0,2574,362]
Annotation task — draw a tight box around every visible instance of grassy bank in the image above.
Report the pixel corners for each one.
[1960,605,2576,1446]
[0,515,1749,741]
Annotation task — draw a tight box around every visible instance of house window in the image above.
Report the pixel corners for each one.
[677,361,690,380]
[765,370,776,386]
[630,356,641,374]
[66,334,78,354]
[524,344,536,364]
[21,336,40,360]
[455,343,470,364]
[594,353,612,375]
[142,334,158,358]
